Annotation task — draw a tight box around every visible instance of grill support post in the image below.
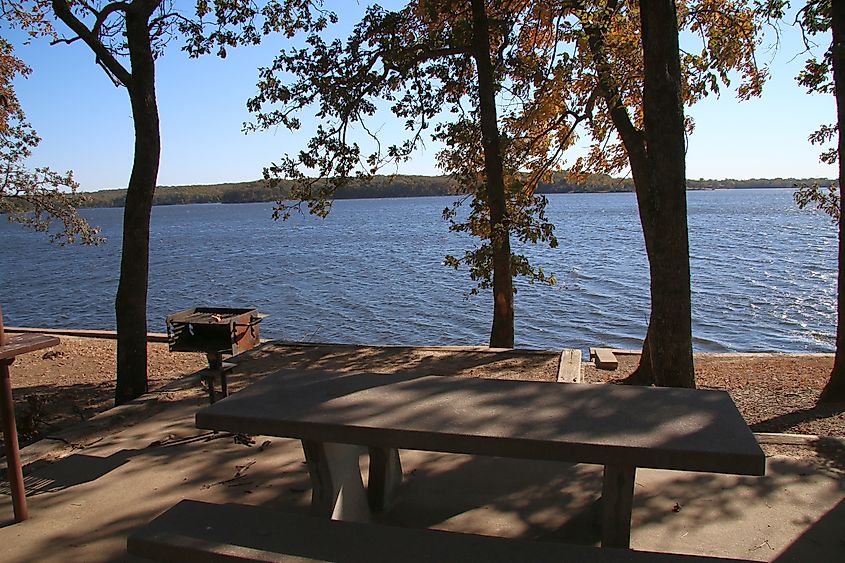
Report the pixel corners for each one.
[204,351,228,403]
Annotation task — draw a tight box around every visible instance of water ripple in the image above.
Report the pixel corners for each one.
[0,189,837,353]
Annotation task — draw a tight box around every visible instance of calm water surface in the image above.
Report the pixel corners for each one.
[0,189,836,353]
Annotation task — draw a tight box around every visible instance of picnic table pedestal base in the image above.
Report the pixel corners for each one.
[299,440,636,549]
[302,441,371,523]
[301,442,403,523]
[367,446,403,512]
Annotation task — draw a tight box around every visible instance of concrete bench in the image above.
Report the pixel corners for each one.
[195,370,765,550]
[127,499,755,562]
[590,347,619,370]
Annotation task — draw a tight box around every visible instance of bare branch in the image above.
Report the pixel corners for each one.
[50,35,82,46]
[50,0,132,87]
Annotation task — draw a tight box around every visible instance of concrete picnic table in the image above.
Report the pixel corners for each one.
[0,308,59,523]
[196,368,766,549]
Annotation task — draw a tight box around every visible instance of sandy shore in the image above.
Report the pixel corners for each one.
[583,352,844,437]
[2,336,843,453]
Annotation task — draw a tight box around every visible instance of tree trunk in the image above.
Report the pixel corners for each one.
[114,7,161,406]
[819,0,845,403]
[583,6,656,386]
[624,328,655,385]
[624,121,656,387]
[636,0,695,388]
[469,0,514,349]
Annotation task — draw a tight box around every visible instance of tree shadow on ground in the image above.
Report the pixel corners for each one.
[1,382,117,449]
[381,452,603,543]
[3,372,202,451]
[750,403,845,434]
[773,497,845,562]
[377,450,845,557]
[0,411,313,554]
[233,342,560,383]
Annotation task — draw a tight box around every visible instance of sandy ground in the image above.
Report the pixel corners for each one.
[1,338,843,563]
[583,353,845,437]
[2,337,843,455]
[4,336,207,447]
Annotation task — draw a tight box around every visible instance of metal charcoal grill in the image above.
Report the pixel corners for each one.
[166,307,264,402]
[166,307,262,356]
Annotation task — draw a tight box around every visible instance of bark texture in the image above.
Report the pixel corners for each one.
[636,0,694,388]
[587,0,694,387]
[52,0,162,406]
[819,0,845,403]
[114,5,161,405]
[470,0,514,348]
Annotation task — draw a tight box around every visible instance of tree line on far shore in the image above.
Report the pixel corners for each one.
[75,175,837,209]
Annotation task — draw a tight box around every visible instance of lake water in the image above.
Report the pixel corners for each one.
[0,189,837,353]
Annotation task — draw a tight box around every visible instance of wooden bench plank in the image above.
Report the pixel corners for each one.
[557,349,582,383]
[127,500,756,562]
[590,348,619,370]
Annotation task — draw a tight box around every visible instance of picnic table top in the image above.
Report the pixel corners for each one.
[196,369,765,476]
[0,333,60,362]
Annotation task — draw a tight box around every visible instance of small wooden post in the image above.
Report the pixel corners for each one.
[0,305,28,522]
[590,348,619,370]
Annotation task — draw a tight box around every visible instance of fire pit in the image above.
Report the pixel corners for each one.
[166,307,264,402]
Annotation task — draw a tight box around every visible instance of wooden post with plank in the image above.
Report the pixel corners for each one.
[0,305,59,522]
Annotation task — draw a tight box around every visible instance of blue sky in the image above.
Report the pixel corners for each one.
[7,2,837,192]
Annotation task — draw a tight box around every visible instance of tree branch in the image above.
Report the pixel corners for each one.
[92,1,131,38]
[51,0,132,87]
[50,35,82,46]
[582,10,644,155]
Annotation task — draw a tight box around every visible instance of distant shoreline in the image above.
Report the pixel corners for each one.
[76,175,834,209]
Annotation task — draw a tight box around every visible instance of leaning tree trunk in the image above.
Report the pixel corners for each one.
[637,0,695,388]
[621,121,657,387]
[470,0,514,349]
[819,0,845,403]
[583,4,654,385]
[114,9,161,406]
